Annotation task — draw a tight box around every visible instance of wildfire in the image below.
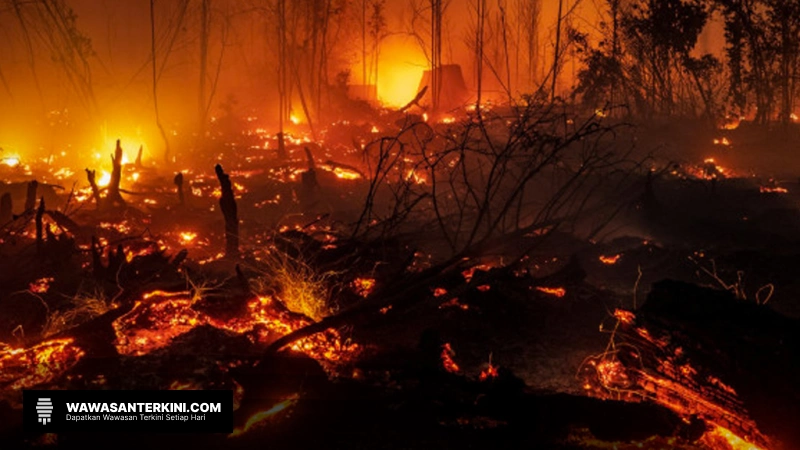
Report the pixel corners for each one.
[229,394,299,438]
[97,170,112,188]
[599,254,622,265]
[0,338,85,390]
[1,156,20,167]
[535,286,566,298]
[441,342,460,373]
[290,114,301,125]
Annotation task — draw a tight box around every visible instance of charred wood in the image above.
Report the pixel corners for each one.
[215,164,239,258]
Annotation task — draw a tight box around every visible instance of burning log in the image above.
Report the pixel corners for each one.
[215,164,239,258]
[0,192,10,224]
[582,280,800,449]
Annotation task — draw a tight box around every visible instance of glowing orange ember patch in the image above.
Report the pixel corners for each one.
[179,232,198,244]
[613,309,636,325]
[352,278,376,298]
[441,343,460,373]
[29,277,55,294]
[333,167,361,180]
[0,338,84,390]
[699,425,765,450]
[536,286,566,298]
[433,287,447,297]
[229,394,299,437]
[479,359,499,382]
[713,137,731,146]
[290,114,301,125]
[113,292,359,363]
[599,254,622,265]
[759,186,788,194]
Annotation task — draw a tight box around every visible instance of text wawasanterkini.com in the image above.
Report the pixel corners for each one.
[64,402,221,422]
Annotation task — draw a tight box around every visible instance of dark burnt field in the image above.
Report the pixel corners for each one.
[1,106,799,449]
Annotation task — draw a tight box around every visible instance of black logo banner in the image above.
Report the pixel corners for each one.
[23,390,233,433]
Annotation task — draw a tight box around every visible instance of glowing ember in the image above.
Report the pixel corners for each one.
[179,232,198,244]
[440,342,460,373]
[713,137,731,146]
[290,114,301,125]
[759,186,788,194]
[599,254,622,265]
[479,355,499,381]
[113,294,204,356]
[371,125,379,133]
[699,425,766,450]
[229,394,299,438]
[440,116,456,124]
[351,278,376,298]
[113,291,359,362]
[332,167,362,180]
[0,338,84,390]
[439,297,468,310]
[583,309,771,450]
[535,286,566,298]
[29,277,55,294]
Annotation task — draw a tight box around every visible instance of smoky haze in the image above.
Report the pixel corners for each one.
[0,0,724,163]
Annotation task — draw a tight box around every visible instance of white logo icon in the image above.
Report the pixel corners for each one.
[36,398,53,425]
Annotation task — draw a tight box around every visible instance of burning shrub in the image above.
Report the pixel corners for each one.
[255,246,339,322]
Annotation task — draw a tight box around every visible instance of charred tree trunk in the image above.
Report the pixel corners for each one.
[174,172,185,206]
[215,164,239,258]
[35,196,44,255]
[0,193,11,224]
[277,132,287,160]
[86,169,101,210]
[25,180,38,212]
[107,140,126,208]
[135,145,143,168]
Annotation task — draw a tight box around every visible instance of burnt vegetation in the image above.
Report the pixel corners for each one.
[2,1,800,449]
